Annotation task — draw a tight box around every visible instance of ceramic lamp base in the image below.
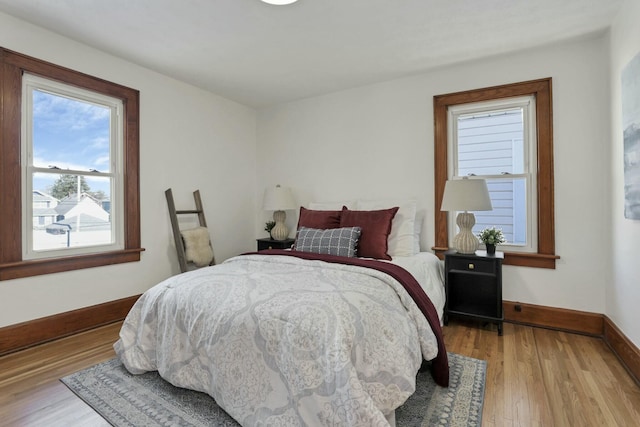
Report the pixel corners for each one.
[270,210,289,241]
[452,212,479,254]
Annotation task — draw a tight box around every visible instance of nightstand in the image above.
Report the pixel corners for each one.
[257,237,295,251]
[444,250,504,335]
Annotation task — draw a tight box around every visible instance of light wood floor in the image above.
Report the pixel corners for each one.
[0,320,639,426]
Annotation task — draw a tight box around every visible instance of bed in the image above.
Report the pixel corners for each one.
[115,202,449,427]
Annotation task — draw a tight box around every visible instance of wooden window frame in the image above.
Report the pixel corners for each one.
[433,78,559,269]
[0,48,143,280]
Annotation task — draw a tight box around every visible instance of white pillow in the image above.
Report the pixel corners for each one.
[309,201,356,210]
[414,209,425,253]
[356,199,418,258]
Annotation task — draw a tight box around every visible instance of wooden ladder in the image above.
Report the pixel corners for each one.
[165,188,215,273]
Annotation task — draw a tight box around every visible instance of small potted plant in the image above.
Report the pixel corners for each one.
[264,220,276,239]
[477,227,505,255]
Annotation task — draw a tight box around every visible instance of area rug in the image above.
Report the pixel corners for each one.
[61,352,485,427]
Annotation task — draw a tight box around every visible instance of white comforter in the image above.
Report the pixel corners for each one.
[115,253,441,426]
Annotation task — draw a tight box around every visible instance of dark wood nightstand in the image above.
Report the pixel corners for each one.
[444,250,504,335]
[257,237,295,251]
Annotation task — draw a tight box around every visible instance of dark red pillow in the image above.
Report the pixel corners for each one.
[339,206,399,260]
[297,207,342,230]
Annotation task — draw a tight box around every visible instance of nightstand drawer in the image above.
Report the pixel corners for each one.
[257,238,295,251]
[446,256,496,274]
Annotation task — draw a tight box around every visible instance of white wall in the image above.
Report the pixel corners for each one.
[0,12,258,328]
[608,0,640,347]
[257,35,611,315]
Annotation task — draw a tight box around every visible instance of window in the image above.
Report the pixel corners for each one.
[434,79,559,268]
[0,47,142,280]
[22,73,124,259]
[449,96,537,252]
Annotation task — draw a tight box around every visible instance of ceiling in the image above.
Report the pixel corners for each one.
[0,0,623,108]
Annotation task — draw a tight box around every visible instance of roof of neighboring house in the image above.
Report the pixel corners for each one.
[46,213,111,232]
[33,190,58,202]
[33,208,58,216]
[55,193,103,216]
[33,191,55,202]
[55,200,76,216]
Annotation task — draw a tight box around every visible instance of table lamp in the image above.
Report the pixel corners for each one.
[440,177,493,254]
[263,185,296,240]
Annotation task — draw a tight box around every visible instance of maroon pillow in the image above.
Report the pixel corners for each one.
[297,207,342,230]
[339,206,399,260]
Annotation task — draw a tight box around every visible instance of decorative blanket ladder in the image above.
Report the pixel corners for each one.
[165,188,215,273]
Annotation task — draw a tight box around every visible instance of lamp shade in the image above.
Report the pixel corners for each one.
[263,185,296,211]
[440,178,492,212]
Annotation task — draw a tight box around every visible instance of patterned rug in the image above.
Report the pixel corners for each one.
[61,352,485,427]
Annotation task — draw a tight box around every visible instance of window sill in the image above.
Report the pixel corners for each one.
[433,247,559,269]
[0,248,145,281]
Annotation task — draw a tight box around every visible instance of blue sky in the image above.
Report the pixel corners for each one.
[32,90,111,196]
